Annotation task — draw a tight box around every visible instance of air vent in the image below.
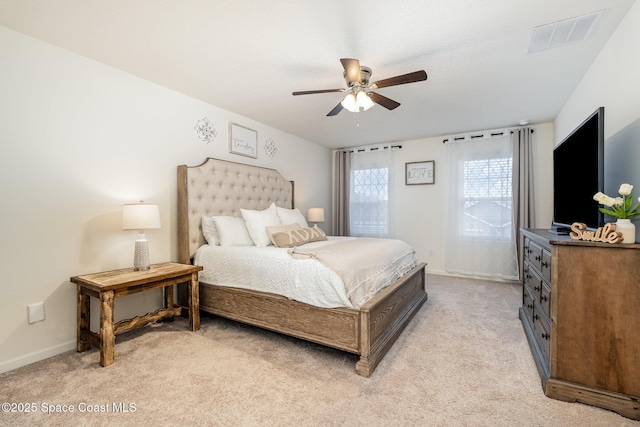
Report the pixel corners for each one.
[527,11,604,54]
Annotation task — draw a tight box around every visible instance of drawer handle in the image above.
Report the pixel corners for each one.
[534,286,540,291]
[535,255,541,261]
[541,332,550,340]
[534,314,539,321]
[541,261,549,268]
[527,304,533,309]
[540,295,548,302]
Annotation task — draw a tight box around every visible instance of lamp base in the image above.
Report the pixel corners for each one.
[133,236,150,271]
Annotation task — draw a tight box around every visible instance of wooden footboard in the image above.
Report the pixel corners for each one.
[198,262,427,377]
[356,262,427,376]
[199,284,361,353]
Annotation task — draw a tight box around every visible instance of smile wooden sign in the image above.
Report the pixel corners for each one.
[569,222,623,244]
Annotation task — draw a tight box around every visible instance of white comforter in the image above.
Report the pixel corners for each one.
[194,237,417,309]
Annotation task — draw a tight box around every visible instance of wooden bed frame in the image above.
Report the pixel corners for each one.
[177,157,427,377]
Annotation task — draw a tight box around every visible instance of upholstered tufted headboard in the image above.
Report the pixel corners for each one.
[177,158,294,263]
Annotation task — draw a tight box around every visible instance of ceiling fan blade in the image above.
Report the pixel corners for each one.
[327,102,344,116]
[340,58,361,84]
[369,92,401,110]
[370,70,427,89]
[292,89,344,96]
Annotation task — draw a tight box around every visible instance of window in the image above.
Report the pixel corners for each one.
[462,157,513,240]
[443,134,518,280]
[351,167,389,236]
[349,149,395,238]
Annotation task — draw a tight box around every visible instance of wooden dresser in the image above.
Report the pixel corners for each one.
[520,228,640,420]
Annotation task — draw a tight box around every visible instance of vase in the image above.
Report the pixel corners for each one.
[615,219,636,244]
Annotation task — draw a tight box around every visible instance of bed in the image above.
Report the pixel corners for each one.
[177,157,427,377]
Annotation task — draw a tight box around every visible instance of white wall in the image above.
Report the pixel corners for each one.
[0,26,332,373]
[393,122,554,275]
[555,1,640,239]
[555,1,640,143]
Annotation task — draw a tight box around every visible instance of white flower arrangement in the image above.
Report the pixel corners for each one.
[593,183,640,220]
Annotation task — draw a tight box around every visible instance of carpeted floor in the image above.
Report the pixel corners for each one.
[1,274,638,426]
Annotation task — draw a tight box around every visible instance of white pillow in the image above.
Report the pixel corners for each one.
[240,203,282,247]
[276,207,309,228]
[201,215,220,246]
[212,216,254,246]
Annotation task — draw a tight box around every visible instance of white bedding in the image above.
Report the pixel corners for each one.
[194,236,417,309]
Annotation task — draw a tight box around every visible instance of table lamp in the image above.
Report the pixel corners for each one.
[307,207,325,225]
[122,201,161,271]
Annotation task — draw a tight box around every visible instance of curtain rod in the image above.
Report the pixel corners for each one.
[341,144,403,153]
[442,128,534,144]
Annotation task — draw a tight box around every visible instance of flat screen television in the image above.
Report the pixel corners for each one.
[551,107,605,234]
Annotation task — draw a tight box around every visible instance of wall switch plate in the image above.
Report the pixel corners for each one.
[27,302,45,324]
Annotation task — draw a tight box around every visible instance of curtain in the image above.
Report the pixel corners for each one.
[349,148,395,238]
[443,133,519,280]
[512,127,536,280]
[332,150,350,236]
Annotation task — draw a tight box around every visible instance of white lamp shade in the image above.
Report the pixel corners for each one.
[122,203,161,230]
[356,91,375,111]
[341,91,376,113]
[340,93,357,112]
[307,207,325,223]
[358,91,375,111]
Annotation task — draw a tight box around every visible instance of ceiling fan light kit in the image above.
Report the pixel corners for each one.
[293,58,427,117]
[341,90,375,113]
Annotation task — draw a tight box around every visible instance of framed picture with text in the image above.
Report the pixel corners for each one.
[405,161,435,185]
[229,122,258,158]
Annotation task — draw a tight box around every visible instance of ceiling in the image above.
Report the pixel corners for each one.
[0,0,635,149]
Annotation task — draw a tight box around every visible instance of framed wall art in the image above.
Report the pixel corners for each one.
[229,122,258,158]
[405,161,435,185]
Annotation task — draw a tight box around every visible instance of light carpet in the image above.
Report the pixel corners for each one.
[1,274,638,426]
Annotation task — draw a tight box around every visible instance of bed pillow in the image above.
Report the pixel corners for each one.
[212,216,254,246]
[241,203,282,247]
[276,207,309,228]
[265,223,303,246]
[201,215,220,246]
[271,225,327,248]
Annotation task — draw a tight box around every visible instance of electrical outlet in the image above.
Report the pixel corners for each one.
[27,302,45,324]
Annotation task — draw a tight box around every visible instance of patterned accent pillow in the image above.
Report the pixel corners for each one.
[271,225,327,248]
[265,223,302,246]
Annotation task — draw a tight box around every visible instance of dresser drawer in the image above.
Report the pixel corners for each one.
[539,280,551,320]
[522,285,535,325]
[526,239,543,272]
[541,249,551,282]
[533,308,551,363]
[528,266,544,300]
[523,264,534,293]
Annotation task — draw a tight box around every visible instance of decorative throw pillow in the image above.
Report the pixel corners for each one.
[201,215,220,246]
[271,225,327,248]
[212,216,254,246]
[241,203,282,247]
[276,206,309,228]
[265,223,303,246]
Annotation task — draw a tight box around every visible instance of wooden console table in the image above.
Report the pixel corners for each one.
[71,262,203,366]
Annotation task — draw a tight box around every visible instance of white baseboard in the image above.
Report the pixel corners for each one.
[0,340,76,374]
[424,269,448,276]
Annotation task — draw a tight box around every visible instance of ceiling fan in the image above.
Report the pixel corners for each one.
[292,58,427,116]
